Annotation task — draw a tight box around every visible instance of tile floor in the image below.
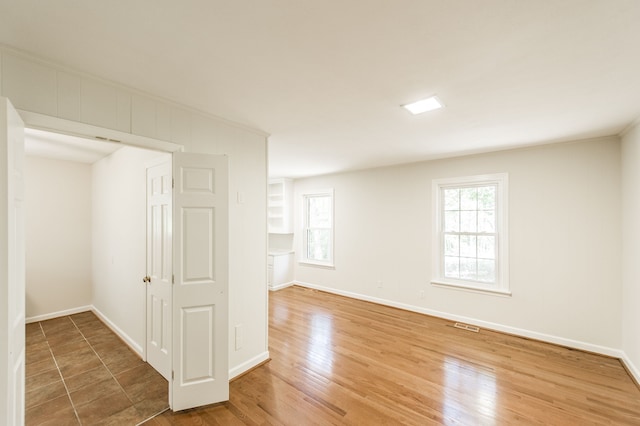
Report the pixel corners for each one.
[25,311,169,425]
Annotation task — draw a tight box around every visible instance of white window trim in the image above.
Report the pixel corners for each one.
[300,189,335,268]
[431,173,510,296]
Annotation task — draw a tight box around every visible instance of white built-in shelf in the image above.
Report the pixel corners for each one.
[268,178,293,234]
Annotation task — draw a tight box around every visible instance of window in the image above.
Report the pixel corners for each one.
[432,174,509,295]
[301,190,334,267]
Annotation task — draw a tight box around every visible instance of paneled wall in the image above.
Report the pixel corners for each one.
[1,47,269,377]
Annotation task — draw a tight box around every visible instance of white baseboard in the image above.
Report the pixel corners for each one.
[270,281,295,291]
[621,352,640,386]
[294,281,624,359]
[229,351,270,380]
[26,305,92,324]
[91,306,144,357]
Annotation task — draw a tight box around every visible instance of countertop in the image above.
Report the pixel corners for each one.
[268,249,295,256]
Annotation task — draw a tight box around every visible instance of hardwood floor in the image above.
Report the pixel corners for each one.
[148,285,640,425]
[25,311,169,425]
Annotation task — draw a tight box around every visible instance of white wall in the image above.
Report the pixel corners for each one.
[92,146,169,352]
[294,137,622,352]
[25,156,92,319]
[622,122,640,378]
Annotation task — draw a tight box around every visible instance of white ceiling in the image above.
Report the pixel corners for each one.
[2,1,640,177]
[25,129,121,164]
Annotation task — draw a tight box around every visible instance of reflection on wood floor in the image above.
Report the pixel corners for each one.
[149,285,640,425]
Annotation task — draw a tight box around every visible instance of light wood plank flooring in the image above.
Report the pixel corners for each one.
[148,285,640,425]
[25,311,169,425]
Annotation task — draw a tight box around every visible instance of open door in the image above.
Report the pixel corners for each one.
[146,159,172,380]
[171,152,229,410]
[0,97,25,425]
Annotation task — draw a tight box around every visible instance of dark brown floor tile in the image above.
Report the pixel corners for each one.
[26,356,57,378]
[69,377,123,407]
[78,323,113,339]
[56,346,103,378]
[101,347,145,375]
[25,379,66,409]
[65,364,112,392]
[90,335,128,358]
[26,368,62,391]
[55,345,98,367]
[75,389,134,425]
[44,328,84,347]
[116,363,168,403]
[73,319,105,332]
[26,331,47,348]
[26,322,44,338]
[95,405,144,426]
[40,317,74,334]
[26,344,53,366]
[25,394,78,426]
[50,339,91,358]
[135,395,170,419]
[69,310,97,325]
[58,355,103,379]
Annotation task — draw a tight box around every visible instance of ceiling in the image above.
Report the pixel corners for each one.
[1,1,640,178]
[24,129,121,164]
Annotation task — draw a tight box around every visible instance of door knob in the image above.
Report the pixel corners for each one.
[143,276,151,283]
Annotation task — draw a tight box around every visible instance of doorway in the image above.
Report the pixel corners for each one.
[3,104,231,420]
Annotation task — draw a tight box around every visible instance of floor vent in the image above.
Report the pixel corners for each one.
[453,322,480,333]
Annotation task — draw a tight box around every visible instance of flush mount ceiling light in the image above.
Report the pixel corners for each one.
[402,96,443,115]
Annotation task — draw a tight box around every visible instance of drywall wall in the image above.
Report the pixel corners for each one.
[294,137,622,352]
[622,122,640,379]
[24,156,92,319]
[1,48,269,377]
[92,146,170,352]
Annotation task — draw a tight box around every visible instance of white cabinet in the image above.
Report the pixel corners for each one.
[268,252,294,290]
[268,178,293,234]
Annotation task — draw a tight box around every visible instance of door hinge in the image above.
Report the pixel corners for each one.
[172,370,174,380]
[172,178,175,188]
[172,275,175,284]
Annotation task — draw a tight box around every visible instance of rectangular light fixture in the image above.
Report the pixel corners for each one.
[403,96,443,115]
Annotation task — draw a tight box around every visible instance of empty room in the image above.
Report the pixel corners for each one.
[1,1,640,425]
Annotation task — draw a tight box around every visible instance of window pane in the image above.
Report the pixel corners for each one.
[460,188,477,210]
[478,210,495,233]
[435,175,505,289]
[460,211,477,232]
[443,189,459,210]
[477,259,495,282]
[460,235,476,258]
[444,256,459,278]
[477,186,496,210]
[308,196,331,228]
[307,229,330,261]
[477,236,495,259]
[444,211,459,232]
[460,257,477,280]
[444,234,459,256]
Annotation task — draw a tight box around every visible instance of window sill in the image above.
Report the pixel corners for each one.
[431,280,512,297]
[299,260,335,270]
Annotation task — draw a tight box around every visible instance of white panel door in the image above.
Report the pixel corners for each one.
[172,152,229,411]
[146,160,172,380]
[0,97,26,425]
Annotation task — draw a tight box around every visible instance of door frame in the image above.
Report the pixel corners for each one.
[18,110,186,400]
